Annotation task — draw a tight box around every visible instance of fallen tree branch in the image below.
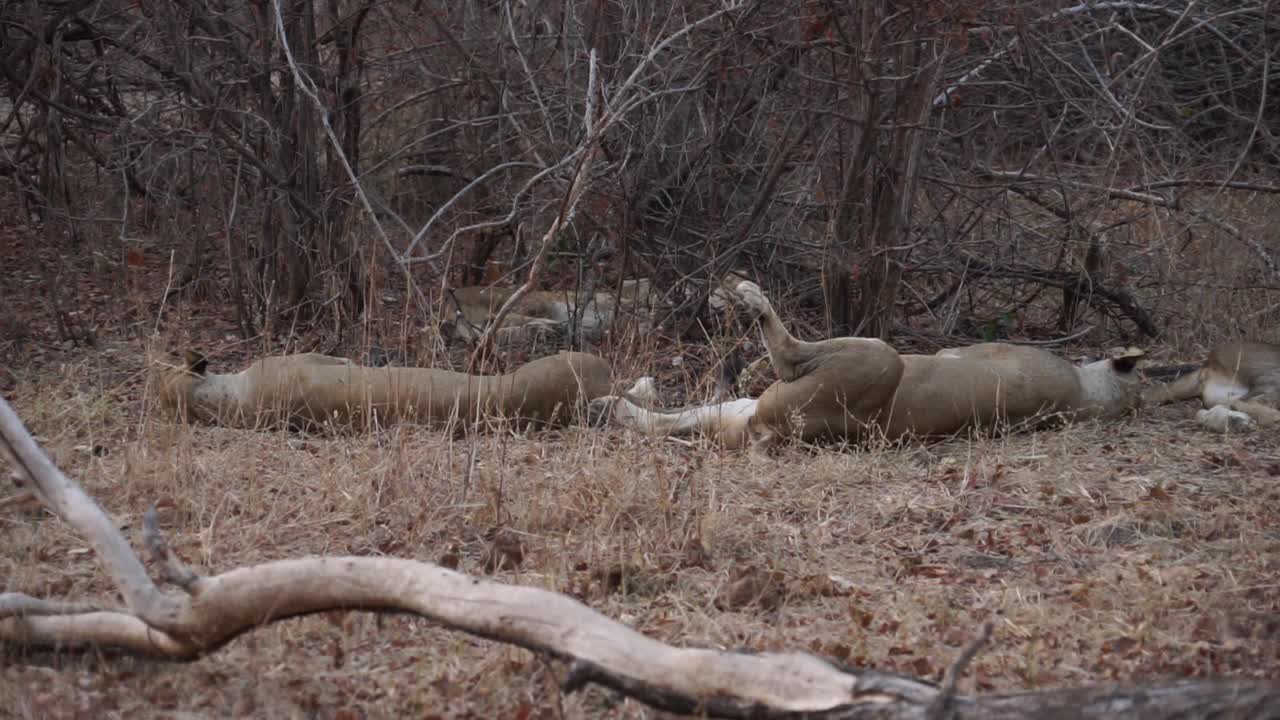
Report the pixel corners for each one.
[0,396,188,632]
[142,505,202,590]
[1005,325,1096,347]
[2,395,1278,718]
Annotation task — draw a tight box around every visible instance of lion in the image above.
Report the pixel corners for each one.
[151,349,618,432]
[590,276,1145,454]
[1142,341,1280,431]
[445,279,656,344]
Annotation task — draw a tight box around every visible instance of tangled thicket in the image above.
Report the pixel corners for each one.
[4,0,1278,347]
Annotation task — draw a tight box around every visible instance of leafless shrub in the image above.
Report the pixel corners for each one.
[2,0,1275,354]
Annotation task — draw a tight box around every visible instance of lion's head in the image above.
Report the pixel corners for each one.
[148,350,210,422]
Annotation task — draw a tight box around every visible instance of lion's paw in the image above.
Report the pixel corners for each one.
[730,280,770,316]
[1197,405,1256,433]
[706,286,734,311]
[625,377,659,407]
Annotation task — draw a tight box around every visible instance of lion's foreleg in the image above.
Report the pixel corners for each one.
[1231,399,1280,427]
[1141,367,1205,407]
[1196,405,1256,432]
[622,377,659,410]
[591,395,756,447]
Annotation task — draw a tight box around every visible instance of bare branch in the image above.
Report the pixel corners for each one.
[468,52,605,367]
[0,398,186,632]
[928,622,994,720]
[269,0,415,273]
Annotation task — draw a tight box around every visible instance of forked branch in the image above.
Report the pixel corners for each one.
[2,395,1278,718]
[466,53,603,369]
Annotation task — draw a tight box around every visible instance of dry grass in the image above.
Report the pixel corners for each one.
[3,343,1279,719]
[1,183,1277,717]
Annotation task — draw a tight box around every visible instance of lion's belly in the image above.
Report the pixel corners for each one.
[1202,376,1249,408]
[273,366,471,428]
[884,390,1015,437]
[887,357,1064,437]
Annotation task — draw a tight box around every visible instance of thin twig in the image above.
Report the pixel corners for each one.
[270,0,416,274]
[0,488,38,510]
[467,50,604,368]
[1006,325,1096,347]
[927,622,995,720]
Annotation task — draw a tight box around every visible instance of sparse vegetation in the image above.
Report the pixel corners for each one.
[2,0,1279,717]
[3,344,1280,717]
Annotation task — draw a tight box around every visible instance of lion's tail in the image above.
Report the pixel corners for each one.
[715,350,750,400]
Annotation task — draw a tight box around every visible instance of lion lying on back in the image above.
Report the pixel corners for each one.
[1143,341,1280,431]
[446,278,739,345]
[446,279,656,344]
[151,350,614,431]
[590,276,1144,453]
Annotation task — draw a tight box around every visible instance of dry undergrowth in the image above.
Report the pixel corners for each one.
[2,345,1278,719]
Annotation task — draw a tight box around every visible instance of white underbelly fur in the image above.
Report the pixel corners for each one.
[1202,378,1248,408]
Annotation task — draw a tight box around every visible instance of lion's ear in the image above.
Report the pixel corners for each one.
[183,350,209,375]
[1110,347,1145,374]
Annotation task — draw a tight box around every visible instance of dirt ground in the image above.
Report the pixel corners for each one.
[2,221,1279,719]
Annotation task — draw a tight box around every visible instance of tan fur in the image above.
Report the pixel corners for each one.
[151,351,614,431]
[446,279,656,343]
[592,277,1144,453]
[1143,341,1280,431]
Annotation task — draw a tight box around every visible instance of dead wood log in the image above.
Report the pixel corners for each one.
[1,395,1278,719]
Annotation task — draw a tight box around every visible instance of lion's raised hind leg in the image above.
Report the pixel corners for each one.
[721,276,815,382]
[1142,366,1205,407]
